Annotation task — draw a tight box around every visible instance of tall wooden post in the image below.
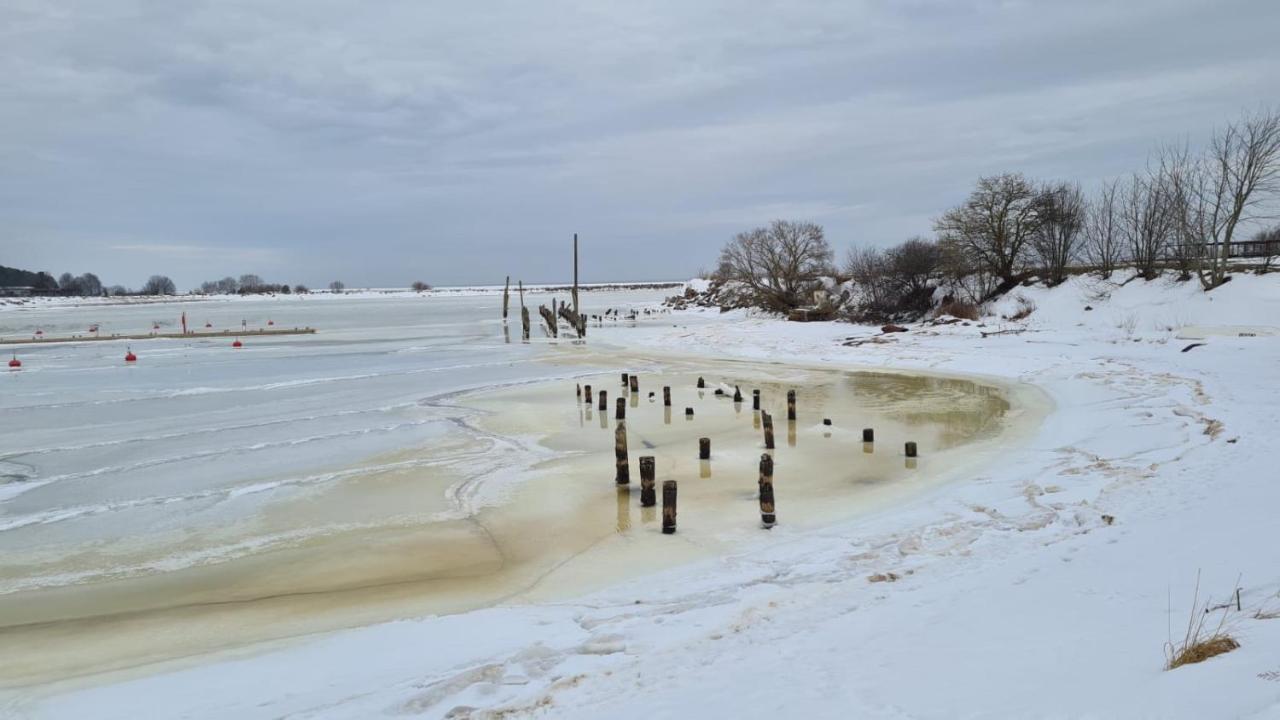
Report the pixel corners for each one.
[752,389,760,411]
[616,396,626,420]
[502,276,510,320]
[663,386,671,406]
[519,281,529,340]
[629,375,639,393]
[599,389,608,412]
[759,453,776,528]
[639,456,656,507]
[662,480,677,534]
[699,437,710,460]
[584,384,593,405]
[763,411,775,449]
[621,372,629,387]
[787,390,796,421]
[615,421,630,485]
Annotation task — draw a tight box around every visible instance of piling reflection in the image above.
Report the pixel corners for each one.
[616,487,631,533]
[699,459,712,478]
[905,458,918,470]
[664,407,671,425]
[788,420,797,447]
[863,441,874,454]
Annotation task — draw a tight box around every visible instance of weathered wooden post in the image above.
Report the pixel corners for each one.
[759,453,776,528]
[629,375,639,394]
[539,305,557,337]
[576,383,581,399]
[639,456,656,507]
[786,390,796,421]
[697,376,705,389]
[615,421,629,485]
[584,384,593,405]
[905,441,918,458]
[752,389,760,411]
[685,407,694,417]
[763,411,775,449]
[502,276,510,320]
[733,386,743,403]
[662,480,677,534]
[699,437,710,460]
[599,389,608,412]
[663,386,671,407]
[616,396,626,420]
[621,372,628,386]
[862,428,874,442]
[519,281,530,340]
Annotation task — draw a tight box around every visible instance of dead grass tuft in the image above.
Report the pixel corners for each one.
[1164,572,1242,671]
[938,300,979,321]
[1167,636,1239,670]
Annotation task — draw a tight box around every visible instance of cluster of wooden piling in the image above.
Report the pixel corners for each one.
[582,374,922,535]
[502,233,587,340]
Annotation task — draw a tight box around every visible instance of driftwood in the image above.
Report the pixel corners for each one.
[979,328,1026,338]
[538,305,557,337]
[1181,342,1207,353]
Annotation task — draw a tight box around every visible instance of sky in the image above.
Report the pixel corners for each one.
[2,0,1278,291]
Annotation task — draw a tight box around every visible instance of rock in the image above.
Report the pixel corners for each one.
[881,324,908,334]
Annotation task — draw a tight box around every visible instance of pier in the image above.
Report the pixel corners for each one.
[0,327,316,346]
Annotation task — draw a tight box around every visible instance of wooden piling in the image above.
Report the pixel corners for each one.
[519,281,529,340]
[662,480,677,534]
[616,396,626,420]
[862,428,874,442]
[629,375,639,393]
[905,441,918,458]
[502,276,510,319]
[538,305,557,337]
[640,456,656,507]
[621,372,629,386]
[752,389,760,411]
[584,384,593,405]
[663,386,671,406]
[696,376,705,389]
[599,389,608,412]
[787,390,796,421]
[699,437,710,460]
[763,411,775,449]
[759,453,776,528]
[685,407,694,417]
[615,421,630,485]
[733,386,743,403]
[576,383,581,399]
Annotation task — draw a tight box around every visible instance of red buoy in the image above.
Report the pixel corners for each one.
[205,321,212,328]
[232,339,243,348]
[35,329,43,336]
[267,319,274,326]
[8,354,20,369]
[125,347,137,363]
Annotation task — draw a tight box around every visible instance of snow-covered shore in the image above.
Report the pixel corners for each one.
[10,273,1280,719]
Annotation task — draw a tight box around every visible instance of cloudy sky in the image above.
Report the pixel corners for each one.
[2,0,1277,290]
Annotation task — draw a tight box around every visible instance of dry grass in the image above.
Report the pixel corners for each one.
[1164,572,1241,671]
[1004,295,1036,321]
[938,300,980,320]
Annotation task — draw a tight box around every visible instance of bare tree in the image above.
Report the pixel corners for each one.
[1172,109,1280,289]
[410,281,431,292]
[1084,179,1125,278]
[1032,182,1085,285]
[329,280,345,292]
[1120,172,1176,280]
[716,220,833,312]
[141,275,176,295]
[844,237,941,320]
[934,173,1049,291]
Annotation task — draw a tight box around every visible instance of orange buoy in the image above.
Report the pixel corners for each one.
[125,347,137,363]
[232,339,243,348]
[8,354,20,369]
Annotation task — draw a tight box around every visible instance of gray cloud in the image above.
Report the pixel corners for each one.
[2,0,1277,289]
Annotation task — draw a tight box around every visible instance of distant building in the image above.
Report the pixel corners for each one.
[0,286,34,297]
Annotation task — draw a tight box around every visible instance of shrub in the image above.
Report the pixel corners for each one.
[937,300,979,320]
